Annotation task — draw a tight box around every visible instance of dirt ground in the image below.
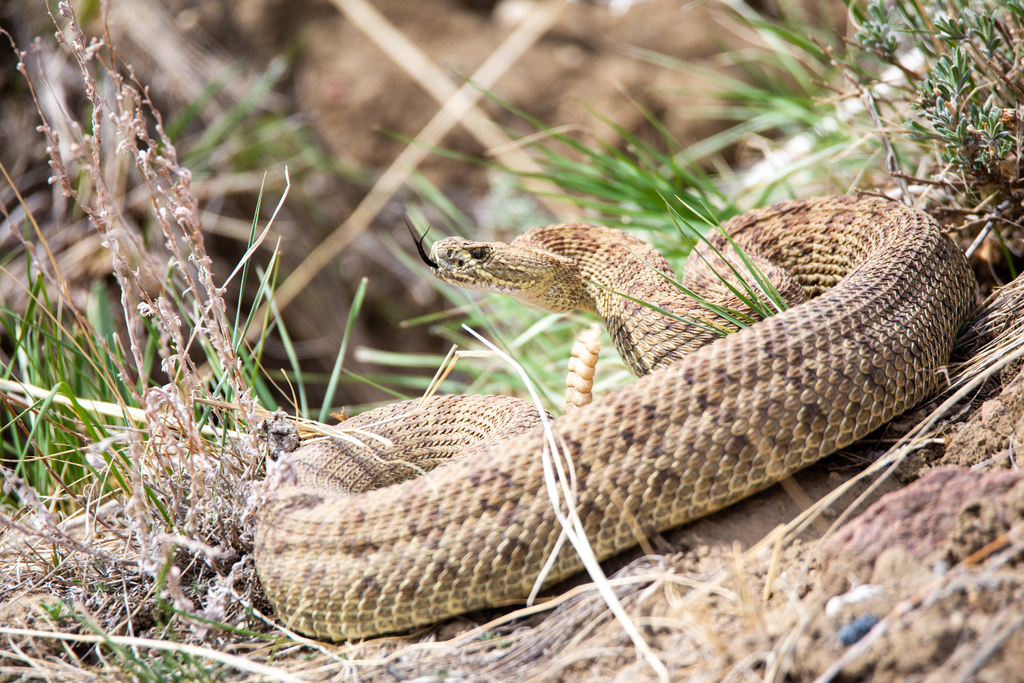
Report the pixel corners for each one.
[2,0,1023,681]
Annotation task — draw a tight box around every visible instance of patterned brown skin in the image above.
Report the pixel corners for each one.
[254,196,976,641]
[288,395,551,493]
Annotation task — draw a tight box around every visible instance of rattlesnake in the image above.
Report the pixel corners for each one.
[254,195,975,641]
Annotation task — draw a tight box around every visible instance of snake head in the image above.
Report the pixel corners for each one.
[428,236,582,314]
[429,238,494,271]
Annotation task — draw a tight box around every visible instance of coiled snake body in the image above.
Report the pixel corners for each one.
[255,196,975,640]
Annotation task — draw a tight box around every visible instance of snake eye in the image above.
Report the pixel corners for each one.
[470,247,487,260]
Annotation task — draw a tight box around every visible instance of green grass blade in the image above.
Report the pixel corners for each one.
[319,277,368,422]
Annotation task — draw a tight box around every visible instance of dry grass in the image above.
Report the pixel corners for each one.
[1,2,271,679]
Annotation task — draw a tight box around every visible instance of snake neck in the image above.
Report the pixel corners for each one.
[512,223,676,313]
[514,223,717,376]
[432,222,793,377]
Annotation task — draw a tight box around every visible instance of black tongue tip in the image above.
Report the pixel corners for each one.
[405,216,438,269]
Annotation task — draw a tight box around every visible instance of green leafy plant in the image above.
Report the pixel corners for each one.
[850,0,1021,204]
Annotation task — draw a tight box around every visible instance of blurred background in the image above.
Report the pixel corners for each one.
[0,0,851,417]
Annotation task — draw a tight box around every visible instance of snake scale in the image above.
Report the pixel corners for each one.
[254,196,975,641]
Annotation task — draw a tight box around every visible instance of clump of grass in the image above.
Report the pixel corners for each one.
[0,3,306,678]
